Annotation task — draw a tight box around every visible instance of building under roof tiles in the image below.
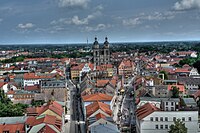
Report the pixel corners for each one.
[82,93,113,102]
[86,101,112,118]
[136,102,160,120]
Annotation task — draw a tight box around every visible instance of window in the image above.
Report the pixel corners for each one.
[155,125,159,129]
[173,117,176,121]
[150,117,153,121]
[155,117,158,121]
[165,125,168,129]
[171,102,174,106]
[165,117,168,121]
[189,117,192,121]
[171,107,174,111]
[166,102,168,105]
[160,125,163,129]
[160,117,163,121]
[182,117,185,121]
[166,107,168,111]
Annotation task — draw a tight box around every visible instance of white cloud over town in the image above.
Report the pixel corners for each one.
[174,0,200,10]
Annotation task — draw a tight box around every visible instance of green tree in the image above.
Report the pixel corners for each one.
[193,60,200,74]
[0,90,28,117]
[159,71,168,80]
[171,86,179,98]
[169,119,187,133]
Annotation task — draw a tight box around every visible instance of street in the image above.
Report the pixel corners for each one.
[67,80,85,133]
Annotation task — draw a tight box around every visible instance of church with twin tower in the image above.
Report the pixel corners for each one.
[92,37,111,66]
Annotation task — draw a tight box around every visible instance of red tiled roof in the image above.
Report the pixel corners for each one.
[109,79,117,87]
[26,115,62,131]
[193,90,200,99]
[96,80,109,87]
[24,73,56,80]
[24,85,40,91]
[26,116,36,126]
[136,103,160,120]
[71,63,84,71]
[0,82,5,88]
[82,93,113,102]
[27,101,63,117]
[86,101,112,118]
[7,90,15,95]
[0,123,25,133]
[175,68,190,73]
[95,113,106,120]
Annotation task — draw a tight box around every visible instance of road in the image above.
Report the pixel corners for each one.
[67,80,85,133]
[120,77,136,132]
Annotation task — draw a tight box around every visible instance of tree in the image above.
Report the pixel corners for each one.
[171,86,179,98]
[159,71,168,80]
[193,60,200,74]
[0,90,28,117]
[169,119,187,133]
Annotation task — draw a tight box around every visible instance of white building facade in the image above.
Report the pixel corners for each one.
[136,106,198,133]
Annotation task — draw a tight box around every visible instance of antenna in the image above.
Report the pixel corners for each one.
[87,37,88,45]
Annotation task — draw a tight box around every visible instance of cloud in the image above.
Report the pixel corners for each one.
[85,24,111,32]
[17,23,34,29]
[58,0,90,8]
[122,11,175,27]
[145,12,175,20]
[122,18,141,27]
[51,11,101,26]
[95,5,104,10]
[173,0,200,11]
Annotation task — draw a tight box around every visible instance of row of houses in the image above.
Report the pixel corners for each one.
[0,101,65,133]
[81,93,120,133]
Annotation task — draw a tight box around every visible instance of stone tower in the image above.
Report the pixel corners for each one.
[93,37,110,66]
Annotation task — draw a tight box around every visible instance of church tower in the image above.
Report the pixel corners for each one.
[103,37,110,64]
[93,37,111,66]
[93,37,100,66]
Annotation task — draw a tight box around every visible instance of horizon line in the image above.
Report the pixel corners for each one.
[0,39,200,45]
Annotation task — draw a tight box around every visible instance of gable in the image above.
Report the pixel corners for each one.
[41,110,62,120]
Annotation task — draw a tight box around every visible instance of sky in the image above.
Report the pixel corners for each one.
[0,0,200,44]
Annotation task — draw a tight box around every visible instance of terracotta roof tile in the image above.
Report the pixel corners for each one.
[86,102,112,118]
[95,113,106,120]
[0,82,5,88]
[136,103,160,120]
[27,101,63,117]
[82,93,113,102]
[96,80,109,87]
[0,123,25,133]
[24,85,40,91]
[193,90,200,99]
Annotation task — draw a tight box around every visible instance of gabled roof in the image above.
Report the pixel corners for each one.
[24,73,56,80]
[86,102,112,118]
[0,123,25,133]
[0,82,5,88]
[95,113,106,120]
[26,115,62,132]
[136,103,160,120]
[82,93,113,102]
[193,90,200,99]
[26,101,63,117]
[96,80,109,87]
